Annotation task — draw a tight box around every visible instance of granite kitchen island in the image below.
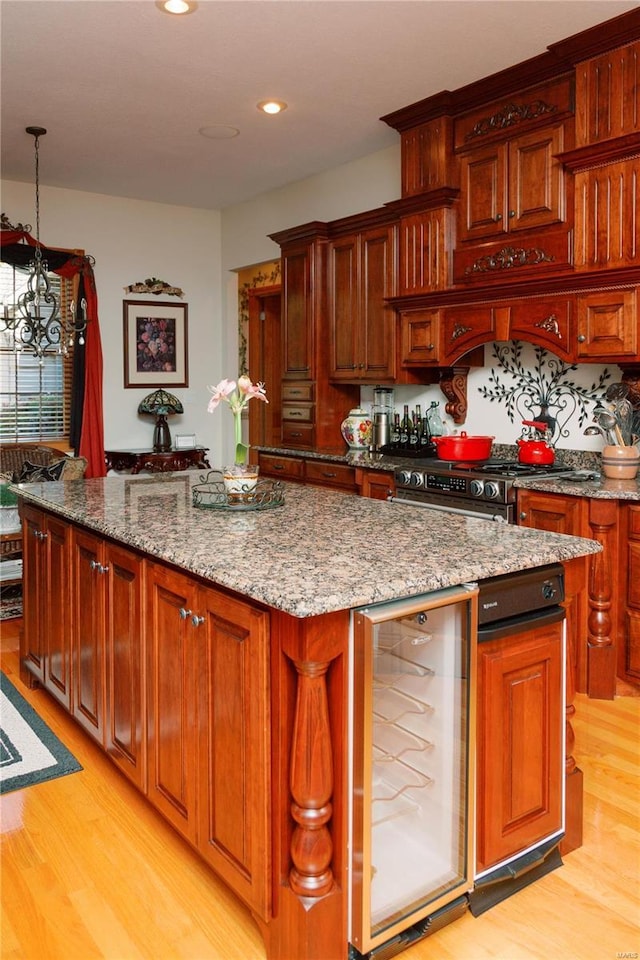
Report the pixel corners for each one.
[17,472,601,960]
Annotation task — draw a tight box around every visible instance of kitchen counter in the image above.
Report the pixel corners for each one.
[515,472,640,500]
[15,471,601,618]
[17,472,600,960]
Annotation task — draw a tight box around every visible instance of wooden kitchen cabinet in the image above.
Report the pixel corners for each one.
[146,561,271,918]
[269,226,359,452]
[399,308,442,366]
[508,296,574,363]
[72,528,146,788]
[441,304,509,364]
[356,468,396,500]
[476,618,564,874]
[576,289,638,362]
[328,223,397,383]
[397,207,452,295]
[21,503,72,709]
[457,123,567,245]
[621,503,640,686]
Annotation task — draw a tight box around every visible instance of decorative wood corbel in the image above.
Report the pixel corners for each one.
[439,366,470,424]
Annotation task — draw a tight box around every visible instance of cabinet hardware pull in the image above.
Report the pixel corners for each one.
[577,334,586,343]
[100,564,110,575]
[520,512,527,520]
[495,213,503,221]
[191,615,205,627]
[426,343,435,350]
[178,607,192,619]
[508,210,516,218]
[273,464,285,470]
[90,559,98,571]
[322,471,337,478]
[290,431,302,437]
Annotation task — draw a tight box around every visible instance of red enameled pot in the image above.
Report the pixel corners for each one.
[433,432,494,461]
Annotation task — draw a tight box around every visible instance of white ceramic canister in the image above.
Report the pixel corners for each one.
[340,407,373,450]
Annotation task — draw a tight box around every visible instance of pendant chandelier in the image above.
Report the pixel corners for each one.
[1,126,88,363]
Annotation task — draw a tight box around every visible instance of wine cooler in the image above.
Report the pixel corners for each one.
[349,584,478,959]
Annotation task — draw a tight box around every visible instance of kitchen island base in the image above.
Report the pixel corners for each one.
[17,478,599,960]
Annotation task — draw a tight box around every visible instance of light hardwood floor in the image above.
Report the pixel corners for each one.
[1,617,639,960]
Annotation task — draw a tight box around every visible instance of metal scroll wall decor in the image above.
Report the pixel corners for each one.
[478,341,611,443]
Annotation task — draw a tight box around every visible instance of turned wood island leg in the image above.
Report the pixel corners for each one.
[586,499,619,700]
[260,609,349,960]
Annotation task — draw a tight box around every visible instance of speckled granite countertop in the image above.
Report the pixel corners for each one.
[16,472,601,619]
[514,473,640,500]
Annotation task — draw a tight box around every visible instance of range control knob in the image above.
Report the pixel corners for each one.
[398,470,412,484]
[484,481,501,500]
[543,581,557,600]
[470,479,484,497]
[410,471,424,487]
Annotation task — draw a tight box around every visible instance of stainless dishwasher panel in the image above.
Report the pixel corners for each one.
[350,584,478,956]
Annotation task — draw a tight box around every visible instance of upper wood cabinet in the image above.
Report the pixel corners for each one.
[576,289,638,361]
[397,207,453,295]
[328,223,397,382]
[269,225,359,453]
[457,123,567,244]
[574,39,640,146]
[399,116,456,197]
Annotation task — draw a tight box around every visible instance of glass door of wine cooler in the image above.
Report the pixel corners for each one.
[350,584,478,955]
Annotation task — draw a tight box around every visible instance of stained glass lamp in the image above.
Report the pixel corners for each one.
[138,388,184,452]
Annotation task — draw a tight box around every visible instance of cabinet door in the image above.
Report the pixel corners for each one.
[72,528,106,743]
[356,469,396,500]
[399,308,442,366]
[146,564,198,842]
[620,504,640,686]
[476,621,564,873]
[282,242,315,379]
[458,142,507,242]
[106,543,146,790]
[43,514,72,710]
[360,225,397,381]
[196,587,271,919]
[328,235,359,378]
[304,460,357,492]
[21,505,46,683]
[398,208,451,295]
[576,290,638,361]
[508,124,565,232]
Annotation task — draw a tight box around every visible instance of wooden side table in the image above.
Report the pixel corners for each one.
[105,447,211,475]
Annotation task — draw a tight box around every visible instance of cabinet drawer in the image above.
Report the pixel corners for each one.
[509,297,574,361]
[282,421,315,448]
[282,383,314,402]
[259,454,304,481]
[282,403,314,423]
[305,460,357,491]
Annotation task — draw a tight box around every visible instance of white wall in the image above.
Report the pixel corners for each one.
[2,180,227,462]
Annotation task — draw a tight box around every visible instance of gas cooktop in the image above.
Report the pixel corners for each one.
[429,459,574,477]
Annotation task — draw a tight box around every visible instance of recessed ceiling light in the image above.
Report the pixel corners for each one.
[156,0,197,15]
[198,124,240,140]
[257,100,288,116]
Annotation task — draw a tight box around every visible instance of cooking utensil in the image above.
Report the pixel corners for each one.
[612,398,633,445]
[432,431,494,461]
[593,406,623,445]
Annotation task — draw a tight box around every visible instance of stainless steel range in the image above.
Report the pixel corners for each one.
[391,459,577,522]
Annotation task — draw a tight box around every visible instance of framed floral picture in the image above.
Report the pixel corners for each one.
[123,299,188,388]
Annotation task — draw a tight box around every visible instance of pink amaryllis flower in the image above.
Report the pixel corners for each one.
[207,375,268,464]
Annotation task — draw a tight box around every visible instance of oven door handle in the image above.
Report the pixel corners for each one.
[388,495,509,523]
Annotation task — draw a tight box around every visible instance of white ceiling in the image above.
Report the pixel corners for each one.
[1,0,638,211]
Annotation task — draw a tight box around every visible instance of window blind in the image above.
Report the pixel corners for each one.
[0,262,75,442]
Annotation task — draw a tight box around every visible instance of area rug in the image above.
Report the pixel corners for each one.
[0,672,82,794]
[0,583,22,621]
